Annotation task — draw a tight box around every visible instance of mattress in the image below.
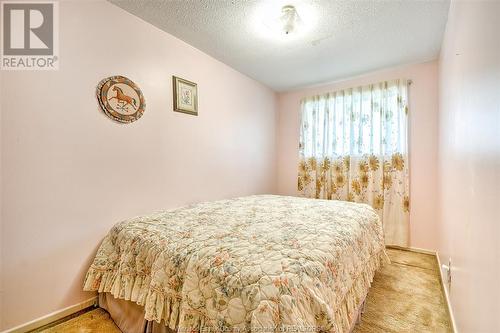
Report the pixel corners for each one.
[84,195,387,332]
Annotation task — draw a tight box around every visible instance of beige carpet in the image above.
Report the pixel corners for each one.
[353,248,452,332]
[33,308,121,333]
[36,248,451,333]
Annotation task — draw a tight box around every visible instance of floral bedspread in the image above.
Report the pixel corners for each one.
[84,195,387,332]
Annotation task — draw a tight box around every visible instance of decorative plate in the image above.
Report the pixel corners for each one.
[96,75,146,123]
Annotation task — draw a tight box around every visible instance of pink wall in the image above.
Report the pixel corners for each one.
[0,1,276,330]
[437,1,500,331]
[276,61,440,250]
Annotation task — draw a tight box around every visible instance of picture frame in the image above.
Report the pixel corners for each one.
[173,76,198,116]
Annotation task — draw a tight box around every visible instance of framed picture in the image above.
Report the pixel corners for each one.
[173,76,198,116]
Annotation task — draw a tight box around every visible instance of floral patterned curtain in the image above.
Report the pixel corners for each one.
[298,79,410,246]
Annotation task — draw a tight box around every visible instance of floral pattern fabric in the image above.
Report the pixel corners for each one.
[84,195,387,333]
[298,79,410,246]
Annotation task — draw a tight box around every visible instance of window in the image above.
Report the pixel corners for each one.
[299,80,409,158]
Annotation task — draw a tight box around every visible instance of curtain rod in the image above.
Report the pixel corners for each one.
[301,79,414,103]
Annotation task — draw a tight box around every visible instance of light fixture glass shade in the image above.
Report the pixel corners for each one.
[280,5,302,35]
[254,2,316,41]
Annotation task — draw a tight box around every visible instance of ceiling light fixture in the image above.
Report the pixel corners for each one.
[280,5,302,35]
[252,2,316,41]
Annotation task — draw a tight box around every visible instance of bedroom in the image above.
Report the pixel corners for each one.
[0,0,498,332]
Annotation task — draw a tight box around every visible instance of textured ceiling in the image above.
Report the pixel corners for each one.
[109,0,450,91]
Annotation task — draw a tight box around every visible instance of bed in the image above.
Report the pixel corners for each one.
[83,195,387,333]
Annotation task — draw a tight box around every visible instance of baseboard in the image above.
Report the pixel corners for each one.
[1,297,97,333]
[436,252,458,333]
[386,244,437,255]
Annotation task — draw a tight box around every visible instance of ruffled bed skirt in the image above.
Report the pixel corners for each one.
[84,250,389,333]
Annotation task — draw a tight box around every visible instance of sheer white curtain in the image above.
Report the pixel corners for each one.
[298,79,410,246]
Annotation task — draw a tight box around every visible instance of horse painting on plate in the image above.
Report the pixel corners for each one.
[96,76,146,123]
